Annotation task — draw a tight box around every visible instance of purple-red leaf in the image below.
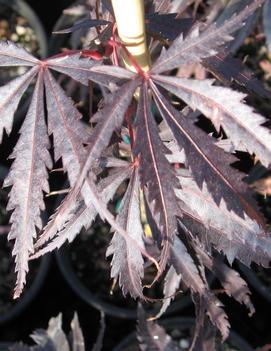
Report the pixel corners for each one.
[151,0,264,74]
[153,75,271,167]
[47,53,100,86]
[134,82,179,276]
[151,81,264,223]
[4,71,52,298]
[44,70,89,186]
[0,40,40,66]
[107,169,145,299]
[33,168,130,258]
[0,67,38,142]
[176,174,271,267]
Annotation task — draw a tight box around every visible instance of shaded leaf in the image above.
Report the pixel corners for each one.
[71,313,85,351]
[195,242,255,314]
[202,52,271,100]
[171,236,230,340]
[146,13,192,41]
[53,18,110,34]
[137,304,180,351]
[155,265,181,319]
[151,0,264,73]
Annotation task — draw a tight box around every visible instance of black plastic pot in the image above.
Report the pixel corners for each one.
[0,343,13,351]
[0,0,48,58]
[56,245,192,320]
[48,0,86,55]
[112,317,254,351]
[238,262,271,305]
[0,253,51,325]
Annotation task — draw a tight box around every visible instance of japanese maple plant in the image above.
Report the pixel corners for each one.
[1,0,271,346]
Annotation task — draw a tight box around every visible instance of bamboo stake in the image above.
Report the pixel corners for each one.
[111,0,150,72]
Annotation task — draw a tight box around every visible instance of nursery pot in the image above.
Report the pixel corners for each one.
[238,262,271,305]
[112,317,254,351]
[48,0,88,55]
[0,244,51,325]
[0,0,47,58]
[56,241,192,320]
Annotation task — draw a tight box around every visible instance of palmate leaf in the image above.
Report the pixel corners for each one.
[176,174,271,267]
[151,81,264,223]
[151,0,264,74]
[153,75,271,167]
[0,40,139,297]
[107,169,145,299]
[33,78,140,262]
[4,71,52,298]
[134,81,180,276]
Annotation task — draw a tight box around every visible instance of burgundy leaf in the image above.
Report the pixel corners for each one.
[153,75,271,167]
[53,18,110,34]
[33,168,130,258]
[137,305,180,351]
[134,82,180,276]
[202,52,271,100]
[171,236,230,340]
[176,174,271,267]
[151,81,264,223]
[155,265,181,319]
[0,66,38,142]
[0,40,39,66]
[88,65,136,87]
[44,70,89,186]
[68,78,140,206]
[146,13,192,41]
[47,53,100,86]
[151,0,264,74]
[4,71,52,298]
[107,169,145,299]
[197,247,255,315]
